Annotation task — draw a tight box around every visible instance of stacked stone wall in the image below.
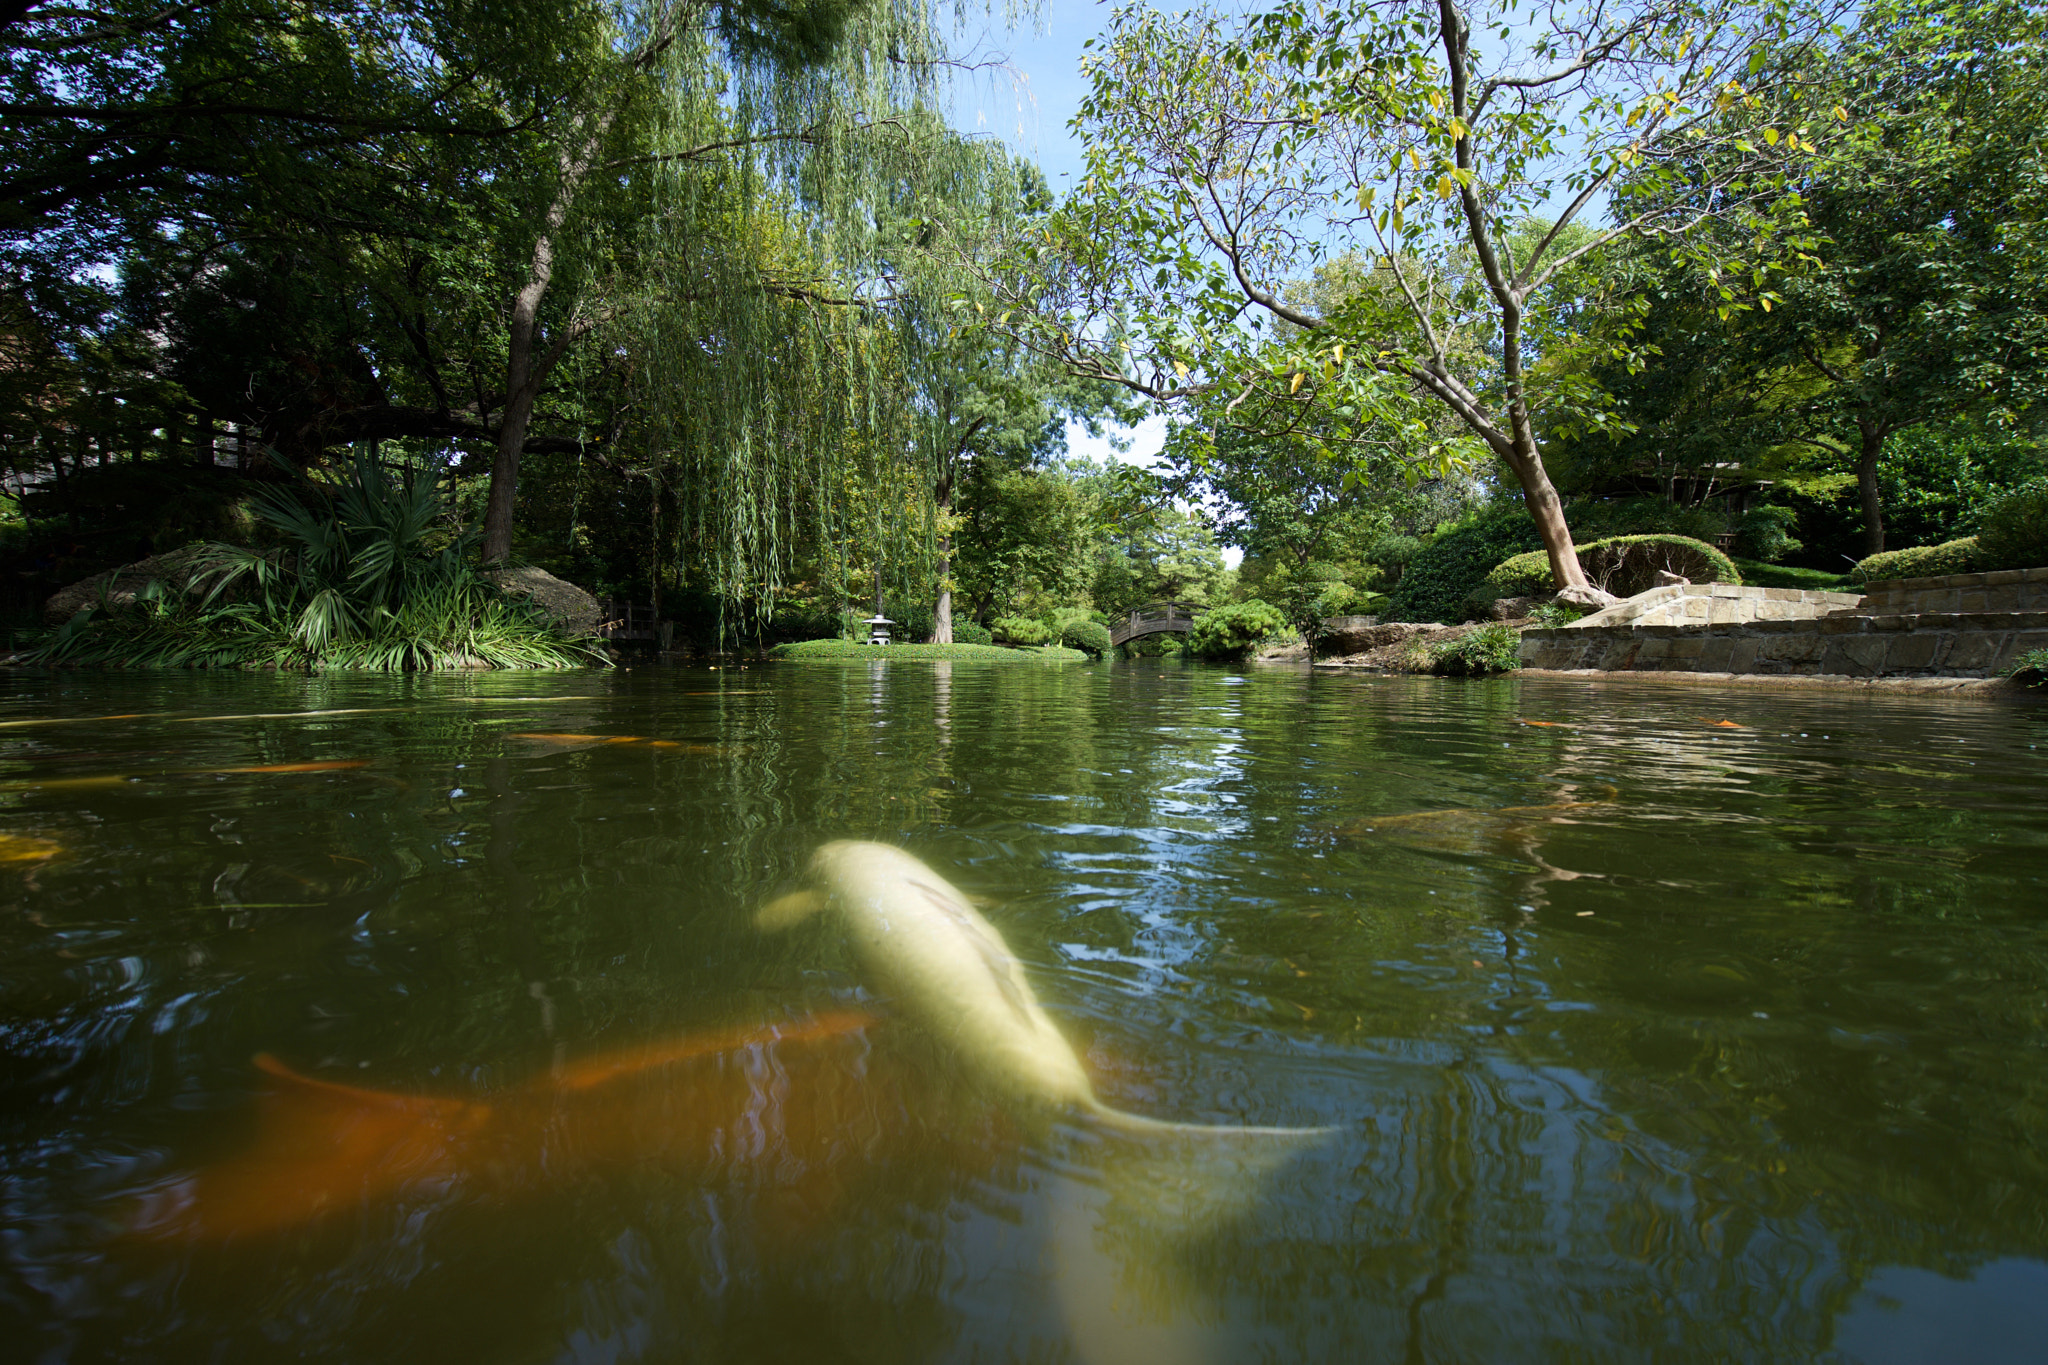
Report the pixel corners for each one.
[1522,566,2048,679]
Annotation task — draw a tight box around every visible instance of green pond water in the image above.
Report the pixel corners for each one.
[2,661,2046,1364]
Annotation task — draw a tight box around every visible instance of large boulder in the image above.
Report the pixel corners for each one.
[43,547,209,624]
[486,565,603,636]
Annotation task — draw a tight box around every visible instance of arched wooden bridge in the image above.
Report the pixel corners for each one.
[1109,602,1205,647]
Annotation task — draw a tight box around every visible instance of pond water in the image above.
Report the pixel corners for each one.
[2,661,2046,1364]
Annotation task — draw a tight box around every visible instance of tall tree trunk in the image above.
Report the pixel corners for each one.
[480,116,614,565]
[1856,419,1886,558]
[931,460,954,644]
[928,421,982,644]
[1495,406,1589,597]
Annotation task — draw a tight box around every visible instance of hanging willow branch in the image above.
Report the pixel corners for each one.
[625,0,1041,636]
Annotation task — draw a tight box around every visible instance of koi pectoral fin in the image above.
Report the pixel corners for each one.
[756,889,827,931]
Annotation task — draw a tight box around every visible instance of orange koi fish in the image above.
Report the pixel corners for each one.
[4,760,370,791]
[510,733,728,752]
[1699,718,1746,728]
[1516,719,1574,728]
[126,1008,957,1245]
[511,732,645,745]
[0,832,63,863]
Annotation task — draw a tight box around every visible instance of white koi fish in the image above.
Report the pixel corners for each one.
[759,840,1328,1140]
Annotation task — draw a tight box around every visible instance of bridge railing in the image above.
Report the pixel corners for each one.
[1109,601,1205,647]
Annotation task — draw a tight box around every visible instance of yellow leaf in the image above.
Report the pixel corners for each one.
[1289,371,1305,394]
[1760,297,1773,312]
[1333,343,1345,363]
[1834,105,1848,121]
[1408,147,1422,171]
[1763,127,1779,145]
[1173,359,1189,378]
[1436,174,1454,198]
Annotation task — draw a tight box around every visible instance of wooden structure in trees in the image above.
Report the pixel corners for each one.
[1109,602,1203,647]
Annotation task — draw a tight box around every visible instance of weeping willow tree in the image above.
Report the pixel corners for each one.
[626,0,1047,635]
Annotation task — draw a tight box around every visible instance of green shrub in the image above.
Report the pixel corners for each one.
[990,615,1052,645]
[1851,537,1982,583]
[1731,504,1802,562]
[1273,562,1360,649]
[888,601,936,642]
[1977,478,2048,571]
[1061,619,1113,656]
[2011,647,2048,686]
[950,617,992,645]
[1365,533,1425,572]
[1186,598,1287,660]
[1483,549,1556,598]
[1484,534,1738,601]
[28,452,601,671]
[1383,505,1546,622]
[1424,623,1523,676]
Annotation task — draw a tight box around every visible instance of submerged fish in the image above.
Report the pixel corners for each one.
[761,841,1327,1140]
[1517,719,1574,728]
[0,832,63,863]
[3,759,370,791]
[1699,718,1747,729]
[1332,786,1622,893]
[130,1008,911,1244]
[510,733,728,752]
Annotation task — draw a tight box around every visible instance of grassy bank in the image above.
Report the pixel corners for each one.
[1731,559,1855,592]
[769,639,1089,662]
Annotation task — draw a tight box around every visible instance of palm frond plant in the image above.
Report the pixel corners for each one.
[31,452,605,671]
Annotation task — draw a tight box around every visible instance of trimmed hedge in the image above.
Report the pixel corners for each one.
[1486,534,1740,599]
[990,615,1051,645]
[1977,478,2048,571]
[1851,537,1981,583]
[951,618,993,645]
[1060,619,1113,656]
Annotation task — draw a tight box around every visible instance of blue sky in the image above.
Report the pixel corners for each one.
[941,1,1177,475]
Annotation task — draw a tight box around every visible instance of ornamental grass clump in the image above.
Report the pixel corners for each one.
[1404,623,1524,676]
[31,453,602,671]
